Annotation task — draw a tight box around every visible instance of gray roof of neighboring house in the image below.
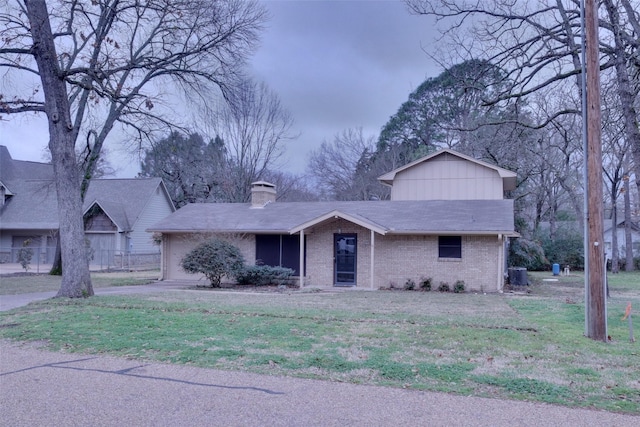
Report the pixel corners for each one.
[1,177,172,231]
[604,218,640,233]
[148,199,516,236]
[83,179,173,231]
[0,179,59,230]
[0,145,53,183]
[1,145,174,231]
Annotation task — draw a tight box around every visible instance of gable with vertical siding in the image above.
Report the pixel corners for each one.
[378,149,517,201]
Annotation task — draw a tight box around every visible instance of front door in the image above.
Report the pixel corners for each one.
[334,234,356,286]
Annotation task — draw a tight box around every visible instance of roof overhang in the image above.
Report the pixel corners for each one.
[604,219,640,233]
[0,224,58,231]
[289,210,388,235]
[145,228,291,234]
[385,230,520,237]
[84,200,126,232]
[0,179,14,195]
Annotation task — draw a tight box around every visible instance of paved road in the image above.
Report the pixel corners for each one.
[2,341,638,427]
[1,283,639,426]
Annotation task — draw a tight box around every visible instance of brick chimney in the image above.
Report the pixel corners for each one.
[250,181,276,208]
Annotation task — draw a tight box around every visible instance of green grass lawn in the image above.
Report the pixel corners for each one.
[1,270,639,414]
[0,271,160,294]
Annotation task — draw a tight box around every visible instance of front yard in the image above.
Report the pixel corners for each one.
[0,270,639,413]
[0,271,159,294]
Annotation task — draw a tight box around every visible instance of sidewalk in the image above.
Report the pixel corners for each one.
[1,340,638,427]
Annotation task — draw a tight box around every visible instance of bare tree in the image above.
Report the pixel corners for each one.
[602,0,640,204]
[260,169,319,202]
[308,127,389,201]
[521,120,582,237]
[0,0,266,297]
[10,0,93,297]
[622,171,635,271]
[207,80,295,202]
[532,88,585,230]
[140,132,227,207]
[601,77,633,273]
[406,0,640,197]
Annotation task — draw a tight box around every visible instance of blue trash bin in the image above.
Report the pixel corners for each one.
[552,263,560,276]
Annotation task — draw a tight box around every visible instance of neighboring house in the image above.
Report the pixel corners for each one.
[604,218,640,259]
[536,218,639,262]
[149,149,518,292]
[0,145,175,266]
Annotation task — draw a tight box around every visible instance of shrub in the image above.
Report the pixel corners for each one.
[438,281,450,292]
[17,239,34,272]
[387,281,399,290]
[453,280,465,293]
[508,238,548,271]
[419,276,432,291]
[181,238,245,287]
[236,265,295,286]
[404,278,416,291]
[540,229,584,270]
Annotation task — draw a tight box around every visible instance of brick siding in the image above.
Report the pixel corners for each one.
[165,226,505,292]
[304,219,503,292]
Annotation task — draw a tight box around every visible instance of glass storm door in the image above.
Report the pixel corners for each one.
[334,234,356,286]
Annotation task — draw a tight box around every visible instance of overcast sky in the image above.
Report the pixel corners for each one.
[0,0,439,176]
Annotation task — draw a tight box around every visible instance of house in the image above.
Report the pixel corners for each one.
[604,218,640,259]
[0,145,175,267]
[149,149,518,292]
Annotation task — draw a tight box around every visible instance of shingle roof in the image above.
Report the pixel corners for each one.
[0,179,59,230]
[148,199,516,236]
[0,145,53,182]
[83,179,170,231]
[1,146,174,232]
[1,177,170,231]
[604,219,640,233]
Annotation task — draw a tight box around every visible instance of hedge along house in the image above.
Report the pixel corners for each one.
[149,149,518,291]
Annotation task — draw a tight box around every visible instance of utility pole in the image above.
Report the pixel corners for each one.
[583,0,607,341]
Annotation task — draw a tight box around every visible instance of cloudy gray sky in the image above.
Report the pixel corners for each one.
[0,0,439,176]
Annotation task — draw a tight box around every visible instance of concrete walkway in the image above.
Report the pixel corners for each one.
[1,341,638,427]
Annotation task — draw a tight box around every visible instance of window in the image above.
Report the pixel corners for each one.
[255,234,305,274]
[255,235,280,267]
[439,236,462,258]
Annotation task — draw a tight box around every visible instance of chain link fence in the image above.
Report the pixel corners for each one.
[0,246,161,272]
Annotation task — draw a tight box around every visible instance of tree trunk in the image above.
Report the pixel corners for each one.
[25,0,93,297]
[602,0,640,207]
[49,239,62,275]
[549,197,557,242]
[611,202,619,274]
[624,174,634,271]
